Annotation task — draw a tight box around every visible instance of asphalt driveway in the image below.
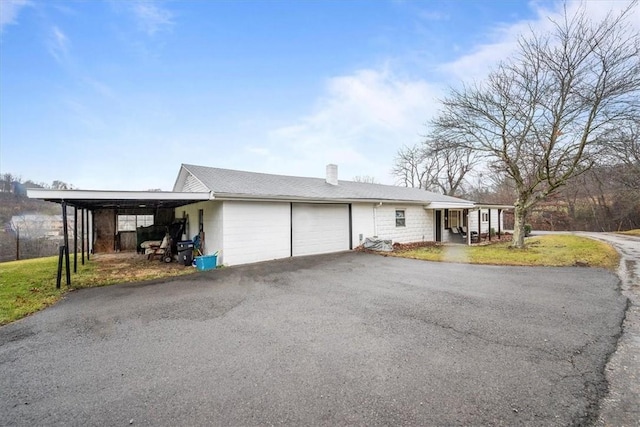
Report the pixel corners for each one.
[0,252,627,426]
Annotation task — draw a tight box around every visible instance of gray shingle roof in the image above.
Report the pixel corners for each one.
[181,164,475,205]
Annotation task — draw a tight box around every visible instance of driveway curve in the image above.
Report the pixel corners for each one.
[0,252,627,426]
[574,232,640,426]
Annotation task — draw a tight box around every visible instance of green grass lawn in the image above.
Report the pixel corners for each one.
[0,254,196,326]
[617,229,640,236]
[392,235,620,270]
[1,257,76,325]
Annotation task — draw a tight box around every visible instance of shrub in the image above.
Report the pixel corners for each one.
[524,224,532,237]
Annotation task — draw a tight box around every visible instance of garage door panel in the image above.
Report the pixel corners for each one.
[292,204,349,256]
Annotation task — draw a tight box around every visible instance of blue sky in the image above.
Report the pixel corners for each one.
[1,0,636,191]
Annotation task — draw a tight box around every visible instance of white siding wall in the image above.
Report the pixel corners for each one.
[222,201,290,266]
[468,209,483,234]
[467,209,503,235]
[491,210,502,233]
[374,205,433,243]
[205,202,224,260]
[351,203,375,247]
[174,169,208,192]
[176,201,223,263]
[183,174,208,192]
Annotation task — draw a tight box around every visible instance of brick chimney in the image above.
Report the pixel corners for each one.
[326,164,338,185]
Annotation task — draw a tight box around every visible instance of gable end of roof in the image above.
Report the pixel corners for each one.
[173,165,209,193]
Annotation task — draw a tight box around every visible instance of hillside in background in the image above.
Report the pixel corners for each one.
[1,174,73,262]
[0,192,60,227]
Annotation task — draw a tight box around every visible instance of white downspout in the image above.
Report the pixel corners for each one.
[373,203,381,237]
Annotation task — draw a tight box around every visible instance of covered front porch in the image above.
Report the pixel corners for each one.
[433,203,513,245]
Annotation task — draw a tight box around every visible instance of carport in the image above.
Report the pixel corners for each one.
[26,189,211,286]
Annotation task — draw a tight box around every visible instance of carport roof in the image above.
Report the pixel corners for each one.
[26,189,211,210]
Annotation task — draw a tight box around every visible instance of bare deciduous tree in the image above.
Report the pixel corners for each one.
[433,4,640,247]
[392,144,430,189]
[51,180,73,190]
[392,138,478,196]
[1,173,21,193]
[606,117,640,188]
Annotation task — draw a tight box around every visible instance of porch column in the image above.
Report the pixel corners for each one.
[467,210,471,245]
[488,209,492,241]
[498,209,502,238]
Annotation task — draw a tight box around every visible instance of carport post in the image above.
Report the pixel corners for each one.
[86,209,91,261]
[81,208,85,265]
[62,201,71,286]
[477,209,481,242]
[56,246,64,289]
[15,227,20,260]
[488,209,492,241]
[74,206,78,273]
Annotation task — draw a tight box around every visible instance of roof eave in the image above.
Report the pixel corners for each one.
[214,193,435,205]
[422,201,477,209]
[27,188,212,201]
[26,189,213,210]
[473,204,514,210]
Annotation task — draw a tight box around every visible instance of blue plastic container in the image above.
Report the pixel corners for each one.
[195,255,217,271]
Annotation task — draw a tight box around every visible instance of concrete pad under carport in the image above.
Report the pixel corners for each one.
[0,252,627,425]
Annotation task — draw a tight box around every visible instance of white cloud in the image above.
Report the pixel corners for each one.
[246,68,442,183]
[441,0,640,82]
[47,25,70,64]
[238,1,640,185]
[0,0,30,32]
[132,1,174,36]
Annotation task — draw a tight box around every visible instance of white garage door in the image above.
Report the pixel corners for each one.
[292,203,350,256]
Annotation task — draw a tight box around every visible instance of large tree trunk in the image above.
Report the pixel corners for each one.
[511,200,529,248]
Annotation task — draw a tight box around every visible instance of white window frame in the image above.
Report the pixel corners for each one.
[117,214,154,232]
[395,209,406,227]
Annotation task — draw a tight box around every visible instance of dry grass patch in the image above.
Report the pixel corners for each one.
[75,253,196,288]
[389,245,444,262]
[617,229,640,237]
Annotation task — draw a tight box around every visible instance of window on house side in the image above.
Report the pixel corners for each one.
[395,210,406,227]
[482,212,488,222]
